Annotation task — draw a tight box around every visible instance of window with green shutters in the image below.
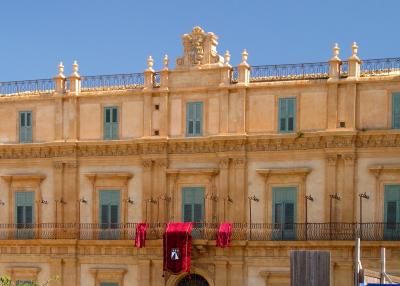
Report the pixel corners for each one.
[392,93,400,129]
[182,187,204,223]
[272,187,297,240]
[16,281,33,286]
[186,102,203,137]
[384,185,400,239]
[100,283,118,286]
[278,97,296,132]
[15,191,35,239]
[104,106,119,140]
[99,190,120,239]
[19,111,32,143]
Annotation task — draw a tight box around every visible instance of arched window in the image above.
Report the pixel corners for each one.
[176,274,209,286]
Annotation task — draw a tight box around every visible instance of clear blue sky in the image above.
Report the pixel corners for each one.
[0,0,399,81]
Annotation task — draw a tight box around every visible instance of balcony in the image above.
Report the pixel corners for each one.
[0,223,398,241]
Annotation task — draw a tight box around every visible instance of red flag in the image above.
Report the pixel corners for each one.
[216,223,232,248]
[135,223,148,248]
[163,222,193,274]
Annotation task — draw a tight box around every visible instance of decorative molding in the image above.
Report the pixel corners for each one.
[142,159,153,169]
[369,165,400,179]
[218,158,229,169]
[166,168,219,176]
[7,267,41,282]
[90,268,127,286]
[85,172,133,184]
[1,174,46,184]
[256,168,311,177]
[0,132,399,159]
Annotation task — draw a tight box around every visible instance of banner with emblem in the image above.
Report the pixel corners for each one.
[163,222,193,274]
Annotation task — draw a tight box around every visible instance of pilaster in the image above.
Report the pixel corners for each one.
[214,261,228,286]
[142,159,153,222]
[63,258,77,286]
[233,158,247,223]
[229,261,244,286]
[63,161,79,224]
[138,259,151,286]
[343,153,356,222]
[325,154,337,222]
[218,158,230,221]
[53,161,64,224]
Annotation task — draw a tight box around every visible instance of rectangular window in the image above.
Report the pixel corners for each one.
[104,107,119,140]
[392,93,400,129]
[99,190,120,239]
[186,102,203,137]
[100,283,118,286]
[19,111,33,143]
[278,98,296,132]
[182,187,204,223]
[272,187,297,240]
[16,281,33,286]
[15,191,35,239]
[384,185,400,239]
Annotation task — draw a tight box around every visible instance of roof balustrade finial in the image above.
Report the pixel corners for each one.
[163,54,169,69]
[147,56,154,70]
[241,49,248,64]
[71,60,80,77]
[333,43,340,57]
[224,50,231,65]
[58,62,65,76]
[352,42,359,57]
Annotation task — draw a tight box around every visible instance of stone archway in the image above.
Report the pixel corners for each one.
[166,267,214,286]
[176,274,209,286]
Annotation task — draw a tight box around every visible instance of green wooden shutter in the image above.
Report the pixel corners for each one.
[384,185,400,225]
[186,103,194,136]
[186,102,203,136]
[278,98,286,132]
[19,111,32,143]
[111,107,119,139]
[279,98,296,132]
[100,283,118,286]
[15,192,34,225]
[104,107,111,140]
[195,102,203,136]
[392,93,400,129]
[272,187,297,224]
[287,98,296,131]
[182,187,204,222]
[99,190,120,227]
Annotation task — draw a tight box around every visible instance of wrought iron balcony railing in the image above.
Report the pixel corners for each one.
[249,62,330,82]
[80,73,144,91]
[0,223,398,241]
[0,79,55,96]
[0,57,399,95]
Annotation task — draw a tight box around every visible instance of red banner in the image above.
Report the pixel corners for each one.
[135,223,148,248]
[216,223,232,248]
[163,222,193,274]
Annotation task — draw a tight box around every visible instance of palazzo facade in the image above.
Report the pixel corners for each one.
[0,26,399,286]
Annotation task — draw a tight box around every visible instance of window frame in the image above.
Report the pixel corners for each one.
[185,101,203,137]
[392,92,400,129]
[278,97,297,133]
[19,110,33,143]
[103,106,120,140]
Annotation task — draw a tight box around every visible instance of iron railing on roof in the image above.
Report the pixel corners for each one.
[231,67,239,83]
[80,73,144,91]
[250,62,330,82]
[361,57,400,77]
[0,79,55,96]
[0,222,399,241]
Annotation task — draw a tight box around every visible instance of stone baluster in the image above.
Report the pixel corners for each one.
[348,42,361,79]
[53,62,66,94]
[68,60,81,95]
[144,55,155,89]
[238,49,250,85]
[328,43,341,80]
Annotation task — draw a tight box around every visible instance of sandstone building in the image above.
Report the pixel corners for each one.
[0,26,399,286]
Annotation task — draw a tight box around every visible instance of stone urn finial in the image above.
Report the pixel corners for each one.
[163,54,169,69]
[147,56,154,70]
[71,60,80,77]
[352,42,358,57]
[241,49,248,63]
[58,62,65,77]
[224,50,231,65]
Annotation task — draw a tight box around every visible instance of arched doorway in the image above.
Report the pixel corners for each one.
[176,274,209,286]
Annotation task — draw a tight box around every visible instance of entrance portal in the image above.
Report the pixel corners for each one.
[176,274,209,286]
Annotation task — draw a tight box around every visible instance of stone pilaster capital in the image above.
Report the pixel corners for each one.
[343,153,356,165]
[53,161,63,170]
[232,158,246,169]
[218,158,229,169]
[326,154,337,166]
[142,159,153,170]
[65,161,79,169]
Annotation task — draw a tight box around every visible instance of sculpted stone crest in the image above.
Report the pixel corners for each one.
[176,26,223,69]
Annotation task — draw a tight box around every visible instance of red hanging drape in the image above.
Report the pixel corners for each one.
[135,223,148,248]
[216,223,232,248]
[163,222,193,274]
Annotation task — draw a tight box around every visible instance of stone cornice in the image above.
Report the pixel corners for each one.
[166,168,219,176]
[369,165,400,178]
[1,174,46,184]
[85,172,133,184]
[0,131,398,159]
[256,168,311,177]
